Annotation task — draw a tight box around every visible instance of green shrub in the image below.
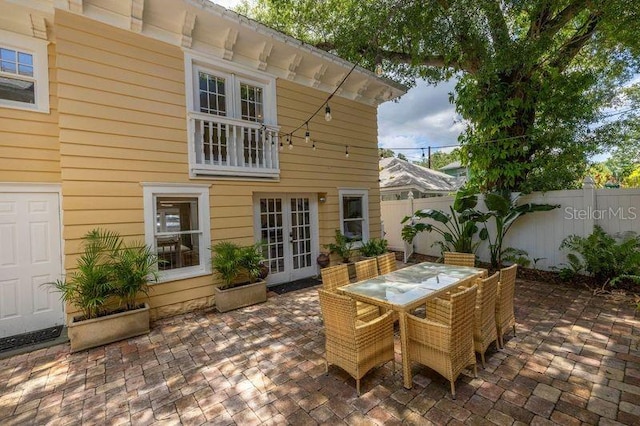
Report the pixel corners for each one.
[324,230,355,263]
[558,226,640,286]
[401,190,484,254]
[359,238,389,257]
[502,247,531,268]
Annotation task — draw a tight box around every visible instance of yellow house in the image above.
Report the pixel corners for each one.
[0,0,405,336]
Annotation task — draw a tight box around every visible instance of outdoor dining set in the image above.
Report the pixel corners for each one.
[318,252,518,397]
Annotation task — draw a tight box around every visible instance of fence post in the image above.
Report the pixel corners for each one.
[403,191,415,263]
[582,176,596,237]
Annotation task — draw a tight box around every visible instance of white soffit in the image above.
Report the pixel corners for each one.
[8,0,406,105]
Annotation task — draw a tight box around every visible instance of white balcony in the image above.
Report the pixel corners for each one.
[189,112,280,179]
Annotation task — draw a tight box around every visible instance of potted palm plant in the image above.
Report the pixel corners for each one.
[50,229,157,352]
[211,241,267,312]
[325,229,358,278]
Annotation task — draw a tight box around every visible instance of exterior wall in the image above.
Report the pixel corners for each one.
[0,43,60,182]
[55,11,380,320]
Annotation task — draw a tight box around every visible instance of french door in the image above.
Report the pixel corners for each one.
[254,194,319,285]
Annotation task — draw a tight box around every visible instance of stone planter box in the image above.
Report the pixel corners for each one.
[214,280,267,313]
[68,303,150,353]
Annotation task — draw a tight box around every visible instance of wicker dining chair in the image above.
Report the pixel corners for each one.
[318,289,395,395]
[355,258,378,281]
[321,264,380,322]
[496,264,518,348]
[406,285,478,398]
[471,272,499,367]
[376,252,397,275]
[321,264,350,292]
[443,251,476,267]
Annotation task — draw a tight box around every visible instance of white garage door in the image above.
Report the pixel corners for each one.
[0,191,64,338]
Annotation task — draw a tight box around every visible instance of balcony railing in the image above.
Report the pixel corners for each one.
[189,112,280,178]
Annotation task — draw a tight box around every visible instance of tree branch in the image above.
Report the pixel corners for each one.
[483,0,511,48]
[527,2,553,39]
[538,0,590,40]
[550,12,601,71]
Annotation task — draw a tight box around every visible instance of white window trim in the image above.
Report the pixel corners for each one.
[0,30,49,113]
[338,188,370,248]
[184,51,278,125]
[142,184,211,283]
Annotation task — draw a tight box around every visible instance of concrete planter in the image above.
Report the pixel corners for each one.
[214,280,267,313]
[68,303,150,353]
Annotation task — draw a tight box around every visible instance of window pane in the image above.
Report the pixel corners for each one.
[155,196,200,271]
[343,219,363,242]
[18,64,33,77]
[343,196,363,219]
[17,52,32,66]
[1,61,16,74]
[240,83,263,122]
[0,76,35,104]
[0,48,15,62]
[198,72,226,116]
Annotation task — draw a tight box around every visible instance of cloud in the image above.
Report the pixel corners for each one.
[378,78,465,160]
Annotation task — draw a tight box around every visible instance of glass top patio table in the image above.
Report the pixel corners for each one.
[338,261,485,310]
[338,261,486,389]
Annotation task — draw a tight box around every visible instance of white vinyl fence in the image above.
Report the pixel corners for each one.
[381,179,640,271]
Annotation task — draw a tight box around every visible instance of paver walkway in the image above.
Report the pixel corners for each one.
[1,279,639,425]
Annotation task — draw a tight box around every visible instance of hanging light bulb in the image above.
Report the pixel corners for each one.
[379,148,383,159]
[312,141,317,151]
[421,148,425,161]
[375,63,383,77]
[288,135,293,150]
[305,123,310,143]
[279,141,283,152]
[325,104,332,122]
[345,145,349,158]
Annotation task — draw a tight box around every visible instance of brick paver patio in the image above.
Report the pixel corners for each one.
[1,279,639,425]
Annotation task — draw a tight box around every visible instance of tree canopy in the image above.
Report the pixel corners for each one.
[240,0,640,192]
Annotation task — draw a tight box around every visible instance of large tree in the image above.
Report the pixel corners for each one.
[240,0,640,192]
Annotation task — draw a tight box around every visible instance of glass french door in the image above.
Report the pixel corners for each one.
[254,194,318,285]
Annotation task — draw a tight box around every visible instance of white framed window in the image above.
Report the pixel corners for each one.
[143,184,211,282]
[189,56,276,125]
[185,52,280,179]
[0,30,49,113]
[338,189,369,247]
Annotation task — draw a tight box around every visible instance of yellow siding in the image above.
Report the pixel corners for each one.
[0,43,60,182]
[55,10,381,320]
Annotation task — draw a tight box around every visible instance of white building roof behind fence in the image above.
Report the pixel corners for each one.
[379,157,461,193]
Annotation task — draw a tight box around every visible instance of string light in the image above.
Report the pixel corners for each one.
[375,63,383,77]
[279,140,283,152]
[274,63,360,155]
[324,104,332,122]
[421,148,425,160]
[345,145,350,158]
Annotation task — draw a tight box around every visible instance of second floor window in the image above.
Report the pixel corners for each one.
[195,67,268,124]
[186,54,279,178]
[0,48,35,105]
[0,30,49,113]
